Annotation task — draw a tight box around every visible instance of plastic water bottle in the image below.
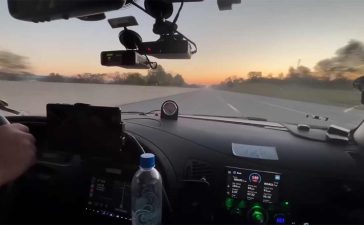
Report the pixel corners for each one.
[131,153,162,225]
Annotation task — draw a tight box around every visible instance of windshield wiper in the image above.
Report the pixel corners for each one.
[121,109,160,115]
[188,114,268,122]
[0,99,20,115]
[121,112,269,123]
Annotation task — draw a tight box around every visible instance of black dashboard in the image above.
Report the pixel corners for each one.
[2,113,364,224]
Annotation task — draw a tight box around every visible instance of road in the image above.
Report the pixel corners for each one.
[0,81,195,116]
[122,88,364,129]
[1,81,363,129]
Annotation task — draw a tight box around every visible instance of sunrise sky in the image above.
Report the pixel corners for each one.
[1,0,364,84]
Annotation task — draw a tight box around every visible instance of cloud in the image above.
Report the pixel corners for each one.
[0,50,30,71]
[315,40,364,79]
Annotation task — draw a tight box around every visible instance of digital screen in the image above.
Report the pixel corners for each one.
[47,104,122,155]
[101,51,124,66]
[226,167,281,204]
[86,176,131,221]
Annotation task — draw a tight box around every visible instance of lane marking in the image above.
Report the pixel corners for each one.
[344,106,358,113]
[262,102,307,115]
[227,103,240,113]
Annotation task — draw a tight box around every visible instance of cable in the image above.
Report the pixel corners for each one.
[127,133,146,154]
[145,54,158,69]
[130,1,151,16]
[176,30,198,54]
[131,0,197,55]
[172,1,184,25]
[126,131,173,213]
[123,117,162,126]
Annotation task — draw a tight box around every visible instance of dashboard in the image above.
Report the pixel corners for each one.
[2,113,364,224]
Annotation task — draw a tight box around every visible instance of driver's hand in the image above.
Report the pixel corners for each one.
[0,123,36,186]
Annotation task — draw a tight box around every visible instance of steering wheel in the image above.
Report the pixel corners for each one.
[0,114,11,222]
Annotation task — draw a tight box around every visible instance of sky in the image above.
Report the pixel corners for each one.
[1,0,364,85]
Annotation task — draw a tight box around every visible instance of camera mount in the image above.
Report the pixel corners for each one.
[105,16,158,69]
[101,0,240,69]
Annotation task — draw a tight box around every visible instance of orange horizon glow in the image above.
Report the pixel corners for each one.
[3,0,364,87]
[28,42,298,85]
[33,67,288,85]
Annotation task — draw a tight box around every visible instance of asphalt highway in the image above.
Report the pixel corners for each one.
[121,88,364,129]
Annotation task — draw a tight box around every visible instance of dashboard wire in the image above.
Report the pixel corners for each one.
[127,133,146,154]
[126,132,174,214]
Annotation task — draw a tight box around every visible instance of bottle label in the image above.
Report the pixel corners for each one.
[133,184,161,225]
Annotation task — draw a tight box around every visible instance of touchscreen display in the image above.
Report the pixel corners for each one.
[226,167,281,204]
[86,176,131,220]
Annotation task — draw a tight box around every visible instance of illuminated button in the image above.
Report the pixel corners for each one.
[225,197,234,210]
[248,204,266,224]
[281,201,290,209]
[252,211,265,224]
[274,214,286,224]
[237,200,246,209]
[251,203,263,211]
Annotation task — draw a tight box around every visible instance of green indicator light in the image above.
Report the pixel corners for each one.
[282,201,290,208]
[237,200,246,209]
[225,197,234,210]
[252,211,265,223]
[251,203,263,211]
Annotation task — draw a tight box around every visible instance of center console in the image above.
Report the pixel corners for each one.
[81,156,139,224]
[223,167,291,224]
[85,175,132,221]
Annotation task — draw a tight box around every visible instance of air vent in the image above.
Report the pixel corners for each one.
[184,160,213,182]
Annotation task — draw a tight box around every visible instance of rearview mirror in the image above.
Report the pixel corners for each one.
[7,0,125,23]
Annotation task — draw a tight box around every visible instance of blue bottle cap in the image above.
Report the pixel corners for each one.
[140,153,155,169]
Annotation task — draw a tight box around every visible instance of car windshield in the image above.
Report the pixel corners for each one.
[1,0,364,129]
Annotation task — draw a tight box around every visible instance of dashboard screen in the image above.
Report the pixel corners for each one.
[226,167,281,204]
[86,176,131,221]
[47,104,123,155]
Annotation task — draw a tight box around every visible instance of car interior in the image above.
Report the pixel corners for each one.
[1,0,364,224]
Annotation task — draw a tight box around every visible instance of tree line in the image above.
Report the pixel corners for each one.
[0,65,196,87]
[219,66,354,90]
[219,40,364,90]
[40,65,187,87]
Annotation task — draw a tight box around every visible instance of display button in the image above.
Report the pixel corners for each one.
[248,204,266,224]
[252,211,265,224]
[225,197,234,210]
[275,216,286,224]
